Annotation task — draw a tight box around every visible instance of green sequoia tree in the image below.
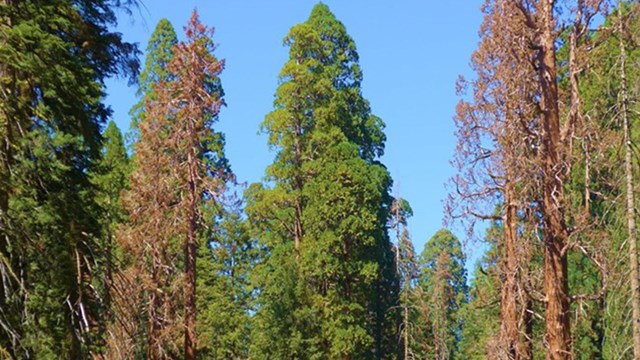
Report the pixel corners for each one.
[246,3,398,359]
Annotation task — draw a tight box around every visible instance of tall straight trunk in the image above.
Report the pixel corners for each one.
[500,176,525,359]
[618,2,640,356]
[185,147,197,360]
[537,1,572,359]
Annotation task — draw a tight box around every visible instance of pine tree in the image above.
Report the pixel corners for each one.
[247,3,397,358]
[0,0,138,357]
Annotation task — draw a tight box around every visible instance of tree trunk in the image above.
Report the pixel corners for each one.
[618,2,640,356]
[404,304,409,360]
[500,176,525,359]
[538,1,572,358]
[148,255,162,360]
[185,148,197,360]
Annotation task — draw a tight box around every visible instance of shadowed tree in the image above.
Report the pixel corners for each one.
[0,0,138,357]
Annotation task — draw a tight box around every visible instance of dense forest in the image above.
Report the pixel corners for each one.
[0,0,640,359]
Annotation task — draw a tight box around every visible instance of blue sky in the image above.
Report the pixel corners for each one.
[104,1,486,268]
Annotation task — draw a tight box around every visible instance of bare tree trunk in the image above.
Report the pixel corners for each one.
[618,2,640,356]
[185,147,197,360]
[538,1,572,358]
[500,176,522,359]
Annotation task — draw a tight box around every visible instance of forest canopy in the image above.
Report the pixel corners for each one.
[1,1,640,360]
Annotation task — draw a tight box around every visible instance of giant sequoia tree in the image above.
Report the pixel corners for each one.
[246,3,398,359]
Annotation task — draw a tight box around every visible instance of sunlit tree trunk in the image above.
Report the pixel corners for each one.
[537,1,572,357]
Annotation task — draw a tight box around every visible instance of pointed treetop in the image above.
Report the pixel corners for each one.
[138,18,178,96]
[305,2,357,56]
[309,2,335,21]
[102,120,127,162]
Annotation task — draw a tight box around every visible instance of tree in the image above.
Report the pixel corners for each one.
[0,0,138,357]
[197,205,258,359]
[417,229,467,360]
[111,11,229,360]
[103,19,178,360]
[129,18,177,143]
[247,3,396,358]
[91,120,130,317]
[453,1,607,358]
[616,1,640,355]
[458,225,501,360]
[390,198,417,360]
[451,1,541,355]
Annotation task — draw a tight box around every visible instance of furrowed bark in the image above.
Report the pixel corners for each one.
[500,176,522,359]
[537,1,572,358]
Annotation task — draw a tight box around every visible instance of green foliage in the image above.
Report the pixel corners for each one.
[92,121,130,233]
[416,229,468,359]
[197,206,258,359]
[247,3,398,359]
[129,18,178,143]
[0,0,138,357]
[457,257,499,359]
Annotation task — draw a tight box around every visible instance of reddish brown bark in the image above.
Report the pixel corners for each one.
[500,176,525,359]
[169,12,226,360]
[536,2,571,358]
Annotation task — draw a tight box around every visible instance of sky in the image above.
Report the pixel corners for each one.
[104,1,486,268]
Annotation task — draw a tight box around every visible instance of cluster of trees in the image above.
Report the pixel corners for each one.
[450,0,640,359]
[2,0,640,359]
[0,2,468,359]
